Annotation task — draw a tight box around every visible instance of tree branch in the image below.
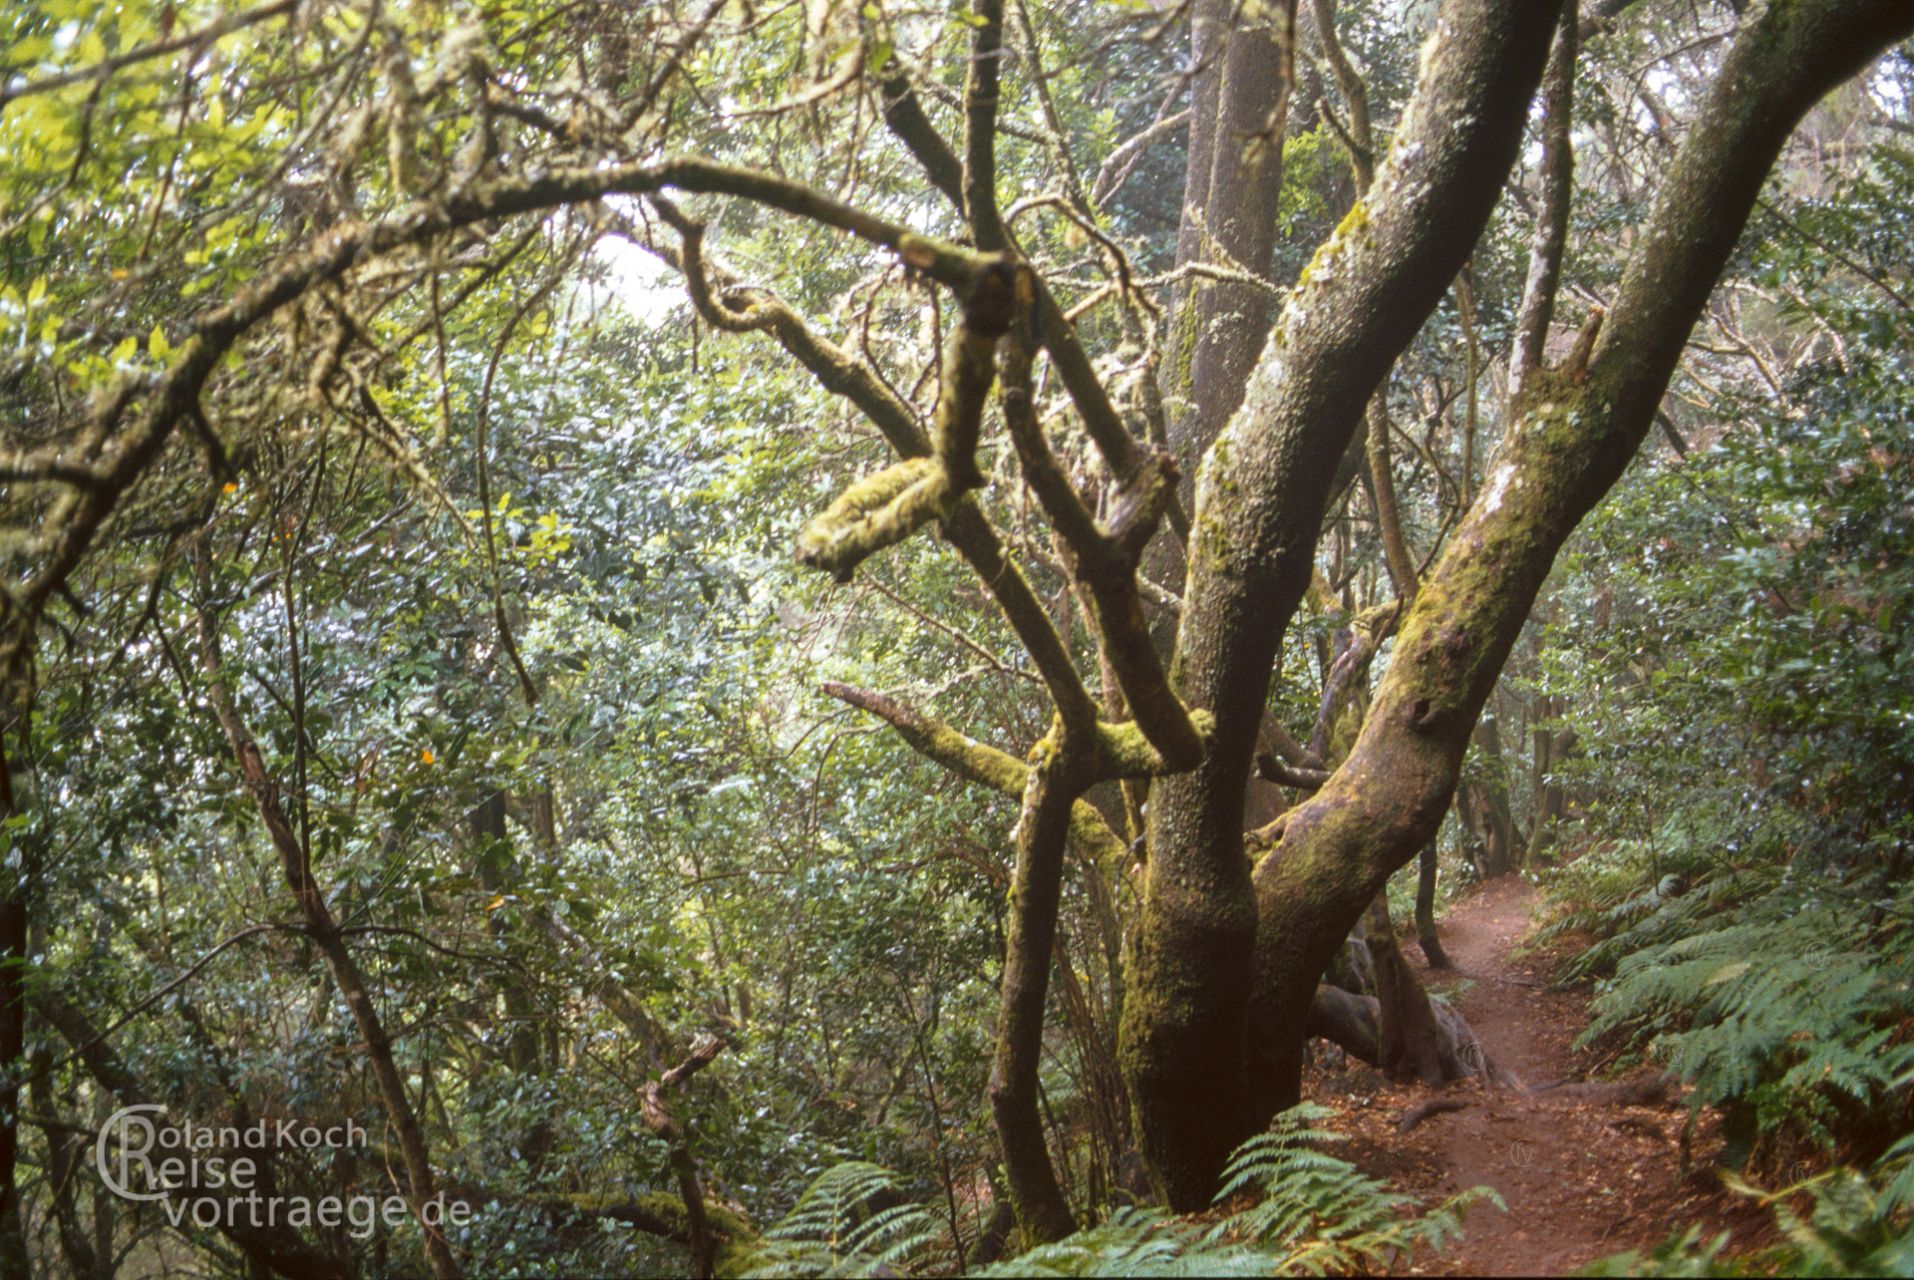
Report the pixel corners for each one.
[794,258,1018,580]
[1510,7,1578,397]
[818,682,1128,868]
[998,332,1202,762]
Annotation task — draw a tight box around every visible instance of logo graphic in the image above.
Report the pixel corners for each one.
[94,1104,473,1239]
[96,1104,170,1201]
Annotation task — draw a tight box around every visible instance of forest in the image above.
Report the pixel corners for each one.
[1,0,1912,1275]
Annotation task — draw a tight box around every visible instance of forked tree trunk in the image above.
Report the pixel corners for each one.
[1242,0,1914,1133]
[1122,0,1566,1208]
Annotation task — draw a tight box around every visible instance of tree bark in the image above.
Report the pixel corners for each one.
[1245,0,1914,1127]
[1414,842,1453,969]
[1123,0,1565,1209]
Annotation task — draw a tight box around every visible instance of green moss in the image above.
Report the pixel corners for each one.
[1026,723,1061,766]
[1094,710,1214,778]
[919,720,1027,795]
[1294,198,1369,292]
[632,1191,691,1226]
[795,457,952,581]
[1333,197,1369,239]
[1169,289,1201,397]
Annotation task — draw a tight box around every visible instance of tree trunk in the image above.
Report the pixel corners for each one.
[1367,897,1447,1084]
[1414,842,1453,969]
[1148,0,1297,843]
[1245,0,1914,1127]
[1123,0,1566,1208]
[1156,0,1294,492]
[470,791,542,1075]
[1468,713,1522,877]
[1526,713,1575,865]
[0,723,26,1280]
[1162,0,1294,476]
[988,748,1088,1243]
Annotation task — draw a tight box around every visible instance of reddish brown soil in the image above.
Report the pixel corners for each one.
[1305,876,1770,1277]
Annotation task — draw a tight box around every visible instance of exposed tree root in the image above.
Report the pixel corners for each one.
[1397,1096,1473,1135]
[1390,1073,1680,1135]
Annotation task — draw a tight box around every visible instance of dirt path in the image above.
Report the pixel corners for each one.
[1316,877,1754,1276]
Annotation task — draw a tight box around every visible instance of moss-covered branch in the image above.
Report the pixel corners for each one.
[624,209,1104,732]
[999,335,1204,765]
[818,682,1127,867]
[794,257,1020,581]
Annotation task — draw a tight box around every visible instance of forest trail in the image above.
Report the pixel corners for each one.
[1414,877,1656,1276]
[1324,876,1755,1277]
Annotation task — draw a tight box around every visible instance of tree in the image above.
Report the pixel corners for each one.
[2,0,1911,1264]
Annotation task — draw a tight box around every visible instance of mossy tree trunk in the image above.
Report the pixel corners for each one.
[1121,0,1568,1209]
[1241,0,1914,1124]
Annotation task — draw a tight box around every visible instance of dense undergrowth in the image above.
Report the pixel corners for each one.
[1531,158,1914,1271]
[736,1104,1494,1278]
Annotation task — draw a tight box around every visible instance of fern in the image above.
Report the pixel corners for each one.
[1566,863,1914,1163]
[1584,1166,1914,1277]
[741,1104,1495,1278]
[970,1205,1276,1277]
[1207,1105,1494,1274]
[737,1162,952,1278]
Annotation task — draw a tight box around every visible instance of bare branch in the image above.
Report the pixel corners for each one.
[1510,8,1579,397]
